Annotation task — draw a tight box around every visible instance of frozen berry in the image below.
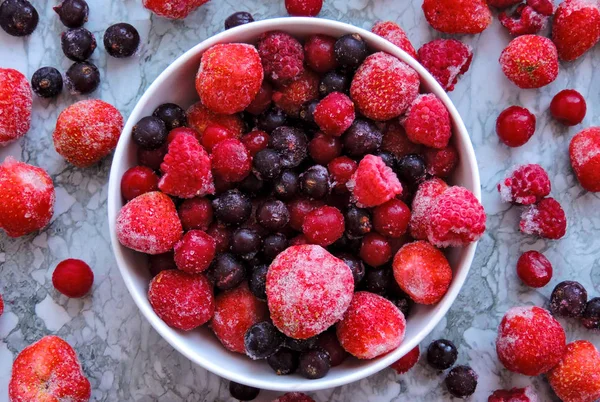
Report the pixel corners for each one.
[0,0,38,36]
[274,76,320,121]
[200,125,237,152]
[300,165,330,199]
[104,23,140,58]
[52,258,94,298]
[229,381,260,401]
[422,0,492,34]
[487,0,521,7]
[258,107,288,133]
[424,145,458,178]
[582,297,600,330]
[497,164,550,205]
[273,393,315,402]
[244,321,285,359]
[187,101,245,139]
[249,264,268,300]
[309,133,342,165]
[299,348,330,379]
[409,178,447,239]
[298,100,319,128]
[402,94,451,149]
[230,228,261,260]
[328,156,357,193]
[304,34,337,73]
[253,149,282,180]
[342,119,383,158]
[212,190,252,225]
[417,39,473,92]
[0,68,32,146]
[174,230,216,274]
[373,199,410,238]
[375,151,396,169]
[427,339,457,370]
[500,35,559,89]
[391,346,420,375]
[363,267,393,295]
[0,294,3,316]
[499,4,548,36]
[257,200,290,232]
[208,253,246,290]
[270,126,308,168]
[287,197,323,231]
[263,234,288,260]
[348,154,402,208]
[120,166,159,201]
[445,365,478,398]
[319,71,350,97]
[53,0,88,28]
[148,252,176,277]
[137,145,167,171]
[314,92,355,137]
[337,253,365,288]
[360,233,391,267]
[302,206,344,246]
[284,336,317,352]
[268,348,299,375]
[207,222,231,253]
[61,27,96,61]
[31,67,63,99]
[550,89,586,126]
[177,198,212,232]
[550,280,587,318]
[334,33,368,69]
[389,290,414,318]
[133,116,167,150]
[246,82,273,116]
[371,21,416,59]
[242,130,270,156]
[382,122,422,159]
[273,170,299,200]
[65,61,100,94]
[142,0,209,19]
[258,31,304,85]
[552,0,600,61]
[211,139,251,183]
[344,207,372,238]
[496,106,536,147]
[520,197,566,239]
[516,250,552,288]
[285,0,322,16]
[316,330,348,367]
[396,154,426,185]
[548,340,600,402]
[224,11,254,30]
[570,127,600,192]
[488,387,538,402]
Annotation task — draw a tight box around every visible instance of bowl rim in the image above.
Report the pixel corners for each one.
[107,16,481,392]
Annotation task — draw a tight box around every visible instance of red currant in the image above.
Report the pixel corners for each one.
[120,166,159,201]
[201,125,237,152]
[327,156,357,193]
[178,197,213,231]
[424,145,459,178]
[206,222,232,253]
[287,197,323,231]
[360,233,392,267]
[496,106,536,147]
[148,252,177,277]
[309,132,342,165]
[211,139,252,182]
[52,259,94,298]
[516,250,552,288]
[245,81,273,115]
[285,0,323,17]
[372,199,411,238]
[550,89,586,126]
[241,130,270,156]
[304,34,337,73]
[137,145,166,171]
[167,127,197,144]
[302,206,345,246]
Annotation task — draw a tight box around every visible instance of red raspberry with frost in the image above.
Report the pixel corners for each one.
[371,21,417,59]
[417,39,473,92]
[258,31,304,85]
[548,340,600,402]
[142,0,209,19]
[266,245,354,339]
[116,191,182,254]
[314,92,355,136]
[53,100,123,167]
[499,4,548,36]
[422,0,492,34]
[497,164,551,205]
[488,386,539,402]
[273,393,315,402]
[409,178,448,239]
[569,127,600,192]
[390,345,420,375]
[350,52,419,121]
[336,291,406,359]
[211,138,251,183]
[381,122,422,158]
[487,0,521,8]
[520,197,566,239]
[347,154,403,208]
[186,101,244,141]
[211,283,268,354]
[159,132,214,198]
[527,0,554,16]
[496,306,566,376]
[173,230,215,274]
[499,35,559,89]
[424,145,458,178]
[0,157,55,238]
[427,185,486,247]
[0,68,31,146]
[272,70,319,117]
[552,0,600,61]
[402,94,452,149]
[196,43,263,115]
[148,270,214,330]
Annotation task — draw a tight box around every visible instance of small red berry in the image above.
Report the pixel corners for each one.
[360,233,392,267]
[328,156,357,193]
[245,81,273,115]
[201,125,237,152]
[550,89,587,126]
[211,139,252,183]
[120,166,159,201]
[570,127,600,192]
[373,199,411,238]
[206,222,231,253]
[516,250,552,288]
[174,230,216,274]
[391,346,420,375]
[168,127,198,144]
[137,145,167,171]
[314,92,355,137]
[148,252,177,277]
[520,197,567,240]
[0,293,4,316]
[287,197,324,231]
[309,132,342,165]
[285,0,323,16]
[496,106,536,147]
[424,145,458,178]
[178,197,213,231]
[304,34,337,73]
[302,206,345,246]
[52,259,94,298]
[241,130,270,156]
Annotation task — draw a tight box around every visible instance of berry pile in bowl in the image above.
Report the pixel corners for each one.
[107,17,485,392]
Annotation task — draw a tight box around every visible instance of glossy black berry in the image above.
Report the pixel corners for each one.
[284,336,318,352]
[152,103,187,131]
[0,0,38,37]
[262,233,288,260]
[389,291,414,318]
[65,61,100,95]
[258,107,288,133]
[229,381,260,401]
[248,264,268,301]
[337,253,365,288]
[53,0,88,28]
[550,280,587,317]
[257,199,290,232]
[299,99,319,128]
[299,348,331,379]
[104,23,140,58]
[427,339,458,370]
[445,365,478,398]
[396,154,426,184]
[267,348,299,375]
[273,170,299,200]
[364,267,393,295]
[224,11,254,30]
[253,149,282,180]
[212,190,252,226]
[319,71,350,97]
[334,33,368,69]
[300,165,330,199]
[270,126,308,168]
[61,28,96,61]
[343,119,382,158]
[231,228,262,260]
[132,116,167,150]
[375,151,397,169]
[31,67,63,99]
[244,321,284,360]
[208,253,246,290]
[238,173,264,195]
[345,207,371,238]
[581,297,600,330]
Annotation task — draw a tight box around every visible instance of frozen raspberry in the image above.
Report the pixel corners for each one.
[550,89,587,126]
[272,70,319,118]
[417,39,473,92]
[424,145,458,178]
[402,94,452,149]
[211,139,251,183]
[266,245,354,339]
[381,121,422,158]
[516,250,552,288]
[304,34,337,73]
[302,206,344,247]
[328,156,357,193]
[148,269,214,330]
[548,340,600,402]
[258,31,304,85]
[487,0,521,8]
[409,178,448,240]
[186,101,245,141]
[142,0,208,19]
[422,0,492,34]
[500,35,559,89]
[241,130,270,156]
[52,258,94,298]
[373,199,410,238]
[497,164,551,205]
[285,0,322,16]
[496,306,566,376]
[499,4,548,36]
[53,99,123,167]
[350,52,419,121]
[287,197,323,231]
[0,68,31,146]
[0,157,54,239]
[496,106,536,147]
[173,230,216,274]
[393,241,452,304]
[273,393,315,402]
[9,336,91,402]
[427,186,486,247]
[520,197,566,239]
[569,127,600,192]
[347,154,403,208]
[336,291,405,359]
[390,345,420,375]
[116,191,182,254]
[200,125,238,152]
[309,132,342,165]
[371,21,416,59]
[360,233,392,267]
[120,166,159,201]
[178,197,212,231]
[159,132,214,198]
[552,0,600,61]
[313,92,355,137]
[488,386,538,402]
[211,283,269,353]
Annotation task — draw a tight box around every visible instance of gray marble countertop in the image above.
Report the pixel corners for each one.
[1,0,600,401]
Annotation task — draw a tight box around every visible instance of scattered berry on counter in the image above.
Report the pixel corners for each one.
[314,92,355,136]
[373,199,410,238]
[273,70,319,118]
[31,67,63,99]
[229,381,260,401]
[488,386,538,402]
[582,297,600,330]
[186,101,245,139]
[268,348,299,375]
[422,0,492,34]
[528,0,554,15]
[445,365,478,398]
[519,197,566,239]
[359,233,392,267]
[552,0,600,61]
[285,0,323,17]
[304,34,337,73]
[65,60,100,94]
[302,206,344,246]
[547,340,600,402]
[0,68,32,146]
[381,122,422,159]
[495,106,536,147]
[258,31,304,85]
[211,138,252,183]
[52,258,94,298]
[549,280,587,318]
[409,178,448,240]
[142,0,209,19]
[371,21,416,59]
[61,27,96,61]
[0,0,38,36]
[390,345,420,374]
[177,197,213,231]
[224,11,254,30]
[148,252,176,277]
[550,89,586,126]
[272,392,315,402]
[417,39,473,92]
[174,230,216,273]
[499,4,548,36]
[498,164,550,205]
[516,250,552,288]
[53,0,88,28]
[244,320,285,360]
[347,154,402,208]
[308,132,342,165]
[208,253,246,290]
[153,103,187,131]
[424,145,458,178]
[402,94,451,149]
[120,166,159,201]
[104,23,140,58]
[132,116,167,150]
[334,33,368,69]
[569,127,600,192]
[426,338,457,370]
[298,347,330,379]
[499,35,559,89]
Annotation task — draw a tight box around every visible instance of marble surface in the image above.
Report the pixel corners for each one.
[1,0,600,401]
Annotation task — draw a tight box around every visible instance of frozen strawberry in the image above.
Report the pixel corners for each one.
[9,336,91,402]
[258,31,304,85]
[381,121,422,158]
[391,345,420,374]
[186,101,245,141]
[272,70,319,117]
[497,164,551,205]
[371,21,416,59]
[499,4,548,36]
[52,259,94,298]
[516,250,552,288]
[409,178,448,240]
[116,191,182,254]
[552,0,600,61]
[211,138,251,183]
[347,154,403,208]
[570,127,600,192]
[424,145,458,178]
[53,99,123,167]
[488,386,538,402]
[211,283,269,353]
[313,92,355,136]
[499,35,559,89]
[350,52,419,121]
[0,68,31,146]
[496,306,566,376]
[159,132,214,198]
[148,269,214,330]
[178,197,213,231]
[302,206,345,246]
[196,43,263,115]
[487,0,521,8]
[273,393,315,402]
[173,230,216,274]
[417,39,473,92]
[142,0,209,19]
[548,340,600,402]
[422,0,492,34]
[266,245,354,339]
[393,241,452,304]
[336,291,406,359]
[402,94,452,149]
[520,197,566,239]
[427,186,486,247]
[0,157,55,238]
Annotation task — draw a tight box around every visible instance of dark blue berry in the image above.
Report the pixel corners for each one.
[427,339,458,370]
[224,11,254,30]
[104,23,140,58]
[229,381,260,401]
[53,0,88,28]
[61,27,96,61]
[132,116,167,150]
[334,34,368,69]
[244,321,284,360]
[65,61,100,95]
[31,67,63,99]
[0,0,38,37]
[152,103,187,131]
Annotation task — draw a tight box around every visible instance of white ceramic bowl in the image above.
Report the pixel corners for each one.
[107,17,481,393]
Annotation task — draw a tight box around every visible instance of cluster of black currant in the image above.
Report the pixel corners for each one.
[426,339,478,398]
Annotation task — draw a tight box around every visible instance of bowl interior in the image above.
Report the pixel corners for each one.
[107,18,480,392]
